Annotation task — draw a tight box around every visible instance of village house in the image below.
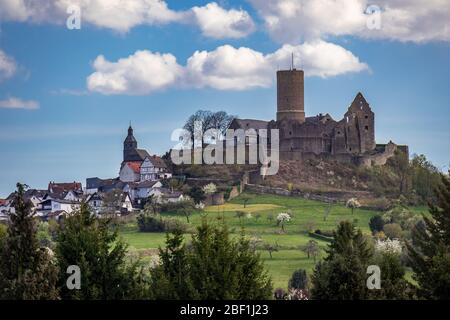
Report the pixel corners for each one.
[120,126,171,183]
[85,177,126,194]
[37,198,81,217]
[48,181,83,194]
[86,191,133,215]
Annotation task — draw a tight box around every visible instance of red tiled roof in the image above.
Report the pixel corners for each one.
[0,199,7,206]
[125,161,142,174]
[148,155,167,168]
[48,182,82,193]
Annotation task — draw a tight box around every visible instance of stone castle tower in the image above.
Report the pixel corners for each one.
[276,69,305,123]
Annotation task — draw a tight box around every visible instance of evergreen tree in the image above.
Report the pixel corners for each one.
[151,220,272,299]
[369,252,416,300]
[0,183,59,300]
[150,229,196,299]
[56,202,148,299]
[288,269,308,290]
[408,173,450,299]
[187,186,206,205]
[311,221,373,300]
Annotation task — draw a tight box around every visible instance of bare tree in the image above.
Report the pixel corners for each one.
[301,240,320,262]
[183,110,235,143]
[264,242,279,259]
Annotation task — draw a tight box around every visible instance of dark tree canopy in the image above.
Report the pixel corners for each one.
[150,220,272,299]
[183,110,235,138]
[311,221,373,300]
[408,173,450,299]
[0,183,59,300]
[56,202,148,299]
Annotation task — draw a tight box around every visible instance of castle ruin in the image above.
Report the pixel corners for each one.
[229,68,408,167]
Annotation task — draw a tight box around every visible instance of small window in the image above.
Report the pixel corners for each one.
[289,131,292,135]
[365,115,368,119]
[349,147,352,151]
[337,131,341,135]
[365,126,369,131]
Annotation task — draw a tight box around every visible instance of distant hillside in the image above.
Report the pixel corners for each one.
[168,150,442,207]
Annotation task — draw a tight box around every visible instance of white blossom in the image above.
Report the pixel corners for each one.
[202,183,217,194]
[375,238,402,255]
[277,213,291,223]
[195,202,205,210]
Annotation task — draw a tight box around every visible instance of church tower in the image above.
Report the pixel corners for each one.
[276,69,305,123]
[123,125,138,162]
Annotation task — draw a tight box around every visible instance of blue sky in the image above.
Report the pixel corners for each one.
[0,0,449,197]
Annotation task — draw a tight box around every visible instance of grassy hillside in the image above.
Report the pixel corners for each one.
[119,193,427,289]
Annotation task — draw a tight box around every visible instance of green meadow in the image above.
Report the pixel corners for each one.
[119,193,427,289]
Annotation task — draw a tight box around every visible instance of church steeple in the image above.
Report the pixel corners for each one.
[124,125,138,162]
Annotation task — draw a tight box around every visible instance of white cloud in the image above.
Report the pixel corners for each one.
[267,41,369,78]
[87,41,368,94]
[0,0,182,30]
[0,0,255,38]
[0,97,39,110]
[186,45,272,90]
[190,2,255,39]
[248,0,450,43]
[0,50,17,81]
[87,50,183,95]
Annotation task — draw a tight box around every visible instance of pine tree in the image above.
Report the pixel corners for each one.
[151,220,272,299]
[408,173,450,299]
[0,183,59,300]
[150,228,197,299]
[369,252,416,300]
[56,202,148,299]
[311,221,373,300]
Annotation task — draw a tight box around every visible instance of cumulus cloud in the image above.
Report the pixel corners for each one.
[87,50,183,95]
[186,45,272,90]
[0,97,39,110]
[87,41,368,94]
[267,41,369,78]
[0,0,255,38]
[190,2,255,39]
[248,0,450,43]
[0,50,17,81]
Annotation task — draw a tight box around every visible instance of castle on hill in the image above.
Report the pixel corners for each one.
[229,68,408,167]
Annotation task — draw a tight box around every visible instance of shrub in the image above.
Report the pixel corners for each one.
[383,223,403,239]
[187,186,206,204]
[274,288,287,300]
[289,269,308,290]
[314,229,334,238]
[369,215,385,234]
[164,218,188,233]
[137,214,166,232]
